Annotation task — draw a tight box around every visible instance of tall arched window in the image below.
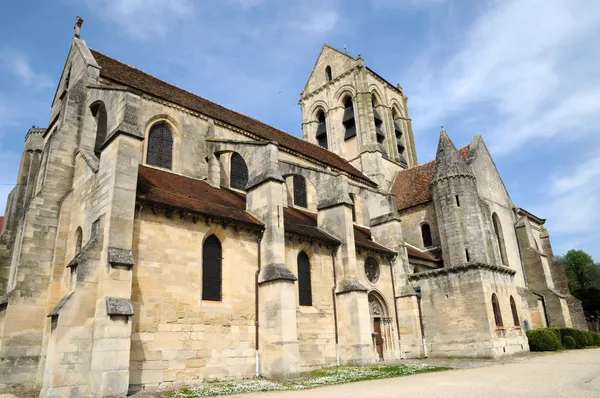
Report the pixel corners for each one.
[293,175,307,208]
[91,102,107,157]
[421,223,433,247]
[74,227,83,256]
[510,296,520,326]
[372,95,386,155]
[202,235,222,301]
[392,108,407,167]
[230,152,248,190]
[146,122,173,170]
[325,66,332,82]
[492,213,507,265]
[297,251,312,306]
[316,110,328,149]
[343,97,357,141]
[492,293,503,328]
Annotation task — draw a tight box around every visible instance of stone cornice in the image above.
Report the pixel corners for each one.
[408,262,516,281]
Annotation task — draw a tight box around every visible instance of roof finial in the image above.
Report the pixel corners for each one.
[441,125,446,134]
[343,43,347,53]
[74,16,83,38]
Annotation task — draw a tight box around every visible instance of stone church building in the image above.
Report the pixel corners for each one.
[0,18,586,397]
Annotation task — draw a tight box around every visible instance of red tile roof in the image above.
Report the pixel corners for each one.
[393,145,470,211]
[136,165,263,229]
[90,49,375,187]
[353,225,395,255]
[283,207,340,245]
[406,246,442,262]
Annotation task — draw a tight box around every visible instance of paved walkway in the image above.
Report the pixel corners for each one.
[230,348,600,398]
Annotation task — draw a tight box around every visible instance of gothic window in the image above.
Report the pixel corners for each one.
[421,223,433,248]
[202,235,222,301]
[325,66,332,82]
[365,256,380,284]
[298,251,312,306]
[510,296,520,326]
[146,122,173,170]
[91,102,107,157]
[350,193,356,222]
[372,95,386,156]
[293,175,307,208]
[343,97,357,140]
[316,110,328,149]
[392,108,407,167]
[492,213,508,265]
[74,227,83,256]
[230,152,248,190]
[492,293,503,328]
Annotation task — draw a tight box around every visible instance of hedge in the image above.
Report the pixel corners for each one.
[526,329,561,351]
[559,328,587,349]
[526,328,600,351]
[563,336,577,349]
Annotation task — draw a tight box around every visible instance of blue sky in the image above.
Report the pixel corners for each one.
[1,0,599,259]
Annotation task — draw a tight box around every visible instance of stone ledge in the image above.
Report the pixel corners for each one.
[245,169,284,191]
[48,292,74,317]
[106,297,134,316]
[408,262,516,281]
[370,213,402,227]
[76,149,99,173]
[317,195,353,211]
[336,277,368,294]
[258,263,297,284]
[108,248,135,268]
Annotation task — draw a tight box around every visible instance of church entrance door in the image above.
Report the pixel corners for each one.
[373,317,384,360]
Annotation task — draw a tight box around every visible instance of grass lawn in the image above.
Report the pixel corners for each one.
[170,363,450,397]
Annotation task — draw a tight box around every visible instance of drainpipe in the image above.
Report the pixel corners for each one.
[388,254,404,359]
[414,286,427,358]
[331,247,340,366]
[255,228,264,378]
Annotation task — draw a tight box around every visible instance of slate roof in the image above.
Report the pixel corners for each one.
[90,49,375,187]
[393,145,470,211]
[136,165,263,229]
[283,207,340,245]
[353,225,395,255]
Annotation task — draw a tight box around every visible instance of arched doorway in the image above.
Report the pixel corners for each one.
[368,292,389,361]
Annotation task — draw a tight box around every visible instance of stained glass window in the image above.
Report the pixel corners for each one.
[230,152,248,190]
[147,123,173,170]
[202,235,222,301]
[298,251,312,306]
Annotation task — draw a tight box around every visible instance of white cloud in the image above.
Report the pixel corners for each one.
[405,0,600,154]
[372,0,446,9]
[0,51,53,89]
[82,0,195,39]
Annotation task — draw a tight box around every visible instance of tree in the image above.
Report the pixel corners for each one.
[556,249,600,317]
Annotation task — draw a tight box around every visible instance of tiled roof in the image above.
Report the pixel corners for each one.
[353,225,395,255]
[393,145,470,211]
[136,165,263,229]
[90,49,375,187]
[406,246,442,262]
[283,207,340,245]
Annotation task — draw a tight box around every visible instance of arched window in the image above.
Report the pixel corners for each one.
[343,97,357,141]
[146,122,173,170]
[316,110,328,149]
[491,293,503,328]
[230,152,248,190]
[91,102,107,157]
[74,227,83,256]
[392,108,407,167]
[365,256,380,284]
[492,213,507,265]
[421,223,433,247]
[202,235,222,301]
[510,296,520,326]
[325,66,332,82]
[297,251,312,306]
[293,175,307,208]
[372,95,386,156]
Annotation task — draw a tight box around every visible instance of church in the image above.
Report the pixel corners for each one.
[0,17,586,397]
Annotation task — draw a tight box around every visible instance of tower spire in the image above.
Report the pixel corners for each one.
[432,127,472,183]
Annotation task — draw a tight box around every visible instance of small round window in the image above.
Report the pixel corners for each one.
[365,257,380,284]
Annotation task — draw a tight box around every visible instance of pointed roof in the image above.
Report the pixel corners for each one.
[432,128,474,183]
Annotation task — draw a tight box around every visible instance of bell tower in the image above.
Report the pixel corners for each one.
[299,44,418,189]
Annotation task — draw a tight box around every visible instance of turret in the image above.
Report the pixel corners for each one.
[431,128,488,267]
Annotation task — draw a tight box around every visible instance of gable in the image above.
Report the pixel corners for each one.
[467,135,513,206]
[302,44,358,96]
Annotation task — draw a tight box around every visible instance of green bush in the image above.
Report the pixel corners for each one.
[547,328,562,345]
[563,336,577,349]
[527,329,561,351]
[594,332,600,346]
[559,328,586,348]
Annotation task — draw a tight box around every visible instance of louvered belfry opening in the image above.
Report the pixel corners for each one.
[202,235,222,301]
[372,96,387,156]
[147,122,173,170]
[421,223,433,247]
[393,109,408,167]
[510,296,520,326]
[297,251,312,306]
[316,111,328,149]
[293,175,308,208]
[343,97,357,141]
[230,152,249,190]
[492,293,503,328]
